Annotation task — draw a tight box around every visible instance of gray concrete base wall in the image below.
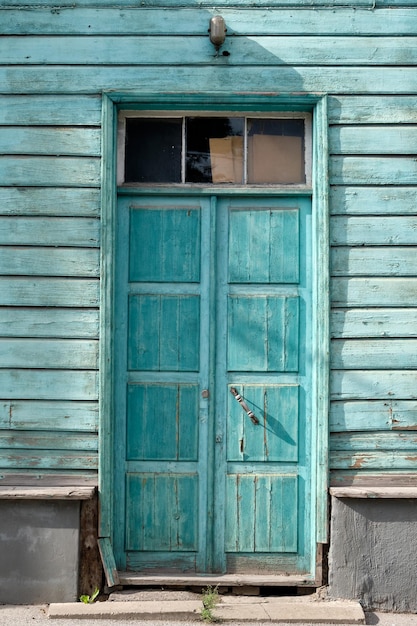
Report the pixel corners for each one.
[328,497,417,612]
[0,500,80,604]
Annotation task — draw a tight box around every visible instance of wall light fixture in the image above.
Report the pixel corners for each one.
[209,16,227,51]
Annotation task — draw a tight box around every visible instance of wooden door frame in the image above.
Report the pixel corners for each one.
[99,92,329,586]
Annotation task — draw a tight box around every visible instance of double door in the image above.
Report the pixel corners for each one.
[113,193,314,577]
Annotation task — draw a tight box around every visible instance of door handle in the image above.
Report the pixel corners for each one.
[230,387,259,425]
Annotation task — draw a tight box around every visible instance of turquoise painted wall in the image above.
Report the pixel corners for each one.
[0,0,417,480]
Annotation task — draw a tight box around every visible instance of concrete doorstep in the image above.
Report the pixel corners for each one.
[48,597,365,622]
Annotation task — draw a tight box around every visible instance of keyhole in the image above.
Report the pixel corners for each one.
[240,439,244,453]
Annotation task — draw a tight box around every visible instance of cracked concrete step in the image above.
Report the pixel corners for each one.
[48,598,365,622]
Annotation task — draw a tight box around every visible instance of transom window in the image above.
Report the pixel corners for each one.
[118,112,312,186]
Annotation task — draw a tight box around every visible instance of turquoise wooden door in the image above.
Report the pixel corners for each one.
[114,193,314,577]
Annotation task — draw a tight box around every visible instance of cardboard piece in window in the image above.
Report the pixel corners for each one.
[209,136,244,183]
[248,135,304,184]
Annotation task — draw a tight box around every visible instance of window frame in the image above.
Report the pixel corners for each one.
[117,110,312,188]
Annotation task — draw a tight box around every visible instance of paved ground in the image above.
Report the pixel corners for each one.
[2,604,417,626]
[2,590,417,626]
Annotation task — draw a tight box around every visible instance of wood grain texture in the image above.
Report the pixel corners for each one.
[330,400,417,432]
[1,67,416,95]
[2,0,415,6]
[0,369,98,400]
[1,0,414,6]
[330,450,417,470]
[225,474,298,553]
[0,127,100,156]
[331,278,417,307]
[227,385,299,463]
[2,8,416,35]
[331,431,417,451]
[330,187,417,216]
[330,486,417,497]
[0,0,416,503]
[126,384,199,460]
[98,92,116,537]
[331,339,417,369]
[3,36,417,66]
[0,95,101,126]
[125,473,199,552]
[331,216,417,245]
[0,247,100,277]
[331,308,417,338]
[0,449,98,470]
[0,278,99,306]
[0,474,98,486]
[0,338,98,369]
[0,485,96,499]
[330,126,417,155]
[0,187,100,216]
[331,370,417,400]
[0,400,98,431]
[114,194,313,574]
[0,430,98,451]
[0,308,99,338]
[330,156,417,185]
[0,217,100,246]
[331,248,417,276]
[128,295,200,371]
[329,96,417,125]
[0,156,100,187]
[330,472,417,486]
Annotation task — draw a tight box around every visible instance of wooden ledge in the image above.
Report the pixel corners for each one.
[118,572,315,587]
[330,486,417,499]
[0,475,97,500]
[0,485,96,500]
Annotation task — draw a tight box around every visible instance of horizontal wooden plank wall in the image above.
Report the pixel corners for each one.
[0,0,416,483]
[325,5,417,481]
[0,16,101,477]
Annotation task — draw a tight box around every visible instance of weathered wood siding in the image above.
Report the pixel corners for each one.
[0,0,416,480]
[0,92,101,471]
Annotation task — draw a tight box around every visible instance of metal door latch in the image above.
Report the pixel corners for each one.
[230,387,260,425]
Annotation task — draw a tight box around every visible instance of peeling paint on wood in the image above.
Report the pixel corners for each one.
[0,0,416,544]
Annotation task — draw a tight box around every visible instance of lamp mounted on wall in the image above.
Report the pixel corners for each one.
[209,15,227,51]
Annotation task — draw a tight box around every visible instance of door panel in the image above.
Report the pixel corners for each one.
[126,384,199,461]
[228,207,299,283]
[114,196,207,574]
[216,196,311,575]
[128,295,200,371]
[227,296,299,372]
[114,193,313,578]
[225,474,298,553]
[226,385,299,463]
[125,473,199,552]
[129,207,201,282]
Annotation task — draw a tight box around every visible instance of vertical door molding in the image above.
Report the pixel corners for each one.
[312,95,330,548]
[99,93,118,543]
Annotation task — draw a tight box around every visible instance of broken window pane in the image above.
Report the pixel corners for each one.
[186,117,244,183]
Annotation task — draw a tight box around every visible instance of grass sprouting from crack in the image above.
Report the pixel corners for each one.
[201,585,220,622]
[79,587,100,604]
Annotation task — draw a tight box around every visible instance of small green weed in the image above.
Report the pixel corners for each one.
[201,585,219,622]
[79,587,100,604]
